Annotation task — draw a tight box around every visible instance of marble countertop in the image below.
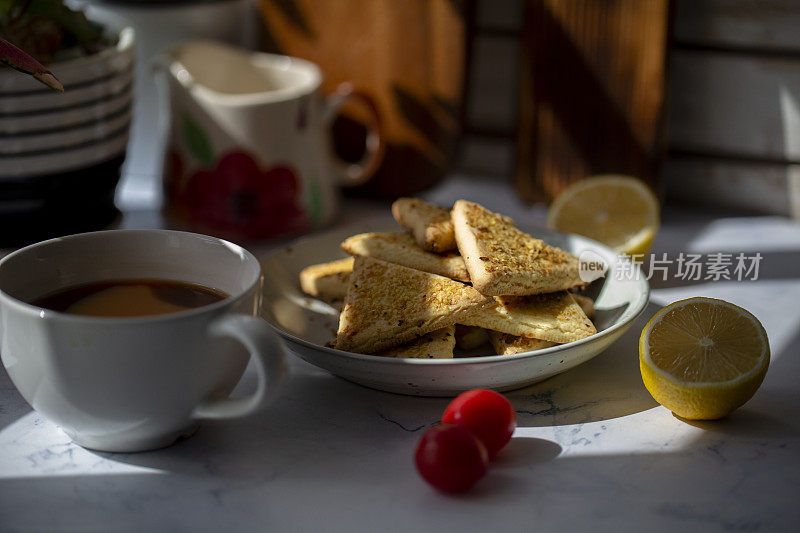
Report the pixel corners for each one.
[1,176,799,532]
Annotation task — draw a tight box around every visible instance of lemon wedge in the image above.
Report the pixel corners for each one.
[547,175,659,255]
[639,297,770,420]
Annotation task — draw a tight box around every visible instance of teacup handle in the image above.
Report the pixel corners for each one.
[324,82,385,187]
[192,314,286,419]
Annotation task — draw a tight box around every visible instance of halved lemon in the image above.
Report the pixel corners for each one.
[639,297,770,420]
[547,175,659,255]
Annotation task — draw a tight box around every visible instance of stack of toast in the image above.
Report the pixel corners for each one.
[298,198,597,358]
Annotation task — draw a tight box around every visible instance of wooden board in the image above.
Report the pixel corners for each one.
[258,0,467,198]
[515,0,670,204]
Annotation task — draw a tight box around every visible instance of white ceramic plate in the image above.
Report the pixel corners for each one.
[260,220,650,396]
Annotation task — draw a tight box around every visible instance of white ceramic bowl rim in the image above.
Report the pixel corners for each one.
[49,26,135,74]
[261,230,651,365]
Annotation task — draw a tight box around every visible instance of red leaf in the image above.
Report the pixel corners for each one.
[0,37,64,92]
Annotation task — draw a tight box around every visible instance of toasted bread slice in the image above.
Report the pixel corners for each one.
[340,232,469,282]
[462,292,596,344]
[488,331,556,355]
[454,325,490,350]
[451,200,582,295]
[570,293,595,319]
[298,257,354,301]
[391,198,457,253]
[334,257,493,354]
[377,326,456,359]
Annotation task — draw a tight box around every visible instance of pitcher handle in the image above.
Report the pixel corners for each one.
[323,82,385,187]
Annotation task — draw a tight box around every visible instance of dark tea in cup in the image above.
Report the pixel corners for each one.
[31,279,229,317]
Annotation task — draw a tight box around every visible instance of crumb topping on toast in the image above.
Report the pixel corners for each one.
[458,200,574,274]
[334,257,491,353]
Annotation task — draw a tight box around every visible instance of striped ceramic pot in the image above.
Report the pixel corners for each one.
[0,12,134,246]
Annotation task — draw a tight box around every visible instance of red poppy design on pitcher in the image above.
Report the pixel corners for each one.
[181,151,310,240]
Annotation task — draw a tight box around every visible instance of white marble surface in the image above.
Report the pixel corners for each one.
[2,176,800,532]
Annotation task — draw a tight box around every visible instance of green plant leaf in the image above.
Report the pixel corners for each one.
[23,0,104,45]
[0,0,15,15]
[181,112,214,167]
[306,175,323,224]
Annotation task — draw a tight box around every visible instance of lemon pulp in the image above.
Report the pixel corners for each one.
[639,297,769,420]
[547,175,659,255]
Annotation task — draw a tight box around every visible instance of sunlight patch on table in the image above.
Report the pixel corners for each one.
[686,216,800,253]
[0,412,165,480]
[513,407,710,458]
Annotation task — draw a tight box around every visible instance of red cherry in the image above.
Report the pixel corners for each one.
[414,424,489,494]
[442,389,517,458]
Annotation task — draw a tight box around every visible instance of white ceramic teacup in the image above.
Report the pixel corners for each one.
[0,230,286,452]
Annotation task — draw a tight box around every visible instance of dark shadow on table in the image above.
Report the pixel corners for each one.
[506,300,662,427]
[0,363,33,432]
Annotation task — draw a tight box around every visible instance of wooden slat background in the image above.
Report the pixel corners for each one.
[664,156,792,214]
[673,0,800,52]
[668,0,800,216]
[668,51,800,162]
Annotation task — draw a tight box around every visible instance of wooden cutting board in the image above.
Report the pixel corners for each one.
[258,0,468,198]
[516,0,670,204]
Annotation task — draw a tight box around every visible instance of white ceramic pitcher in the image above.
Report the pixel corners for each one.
[155,40,384,242]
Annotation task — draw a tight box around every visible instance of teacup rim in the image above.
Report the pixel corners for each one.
[0,229,261,324]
